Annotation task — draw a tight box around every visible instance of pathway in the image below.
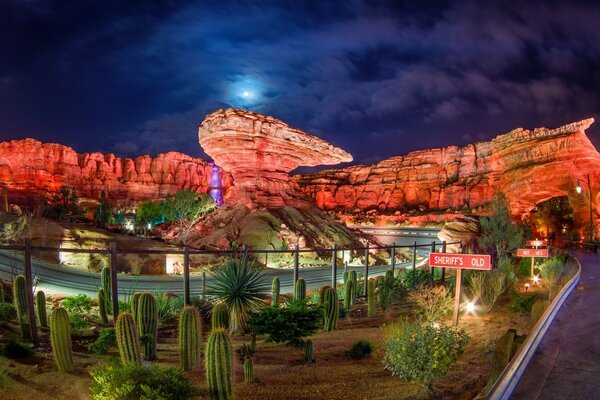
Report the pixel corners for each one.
[512,251,600,399]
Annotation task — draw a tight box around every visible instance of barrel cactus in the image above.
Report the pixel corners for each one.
[295,278,306,301]
[304,339,314,364]
[100,267,112,313]
[13,275,32,340]
[368,279,376,318]
[97,288,108,324]
[50,307,73,372]
[212,303,229,331]
[179,306,201,371]
[35,290,48,328]
[243,357,254,383]
[271,277,280,307]
[137,292,158,360]
[323,287,339,332]
[344,279,354,310]
[205,329,233,400]
[115,312,142,365]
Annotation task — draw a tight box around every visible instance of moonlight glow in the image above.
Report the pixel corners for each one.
[227,76,265,108]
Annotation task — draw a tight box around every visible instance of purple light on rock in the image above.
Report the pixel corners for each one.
[209,163,224,207]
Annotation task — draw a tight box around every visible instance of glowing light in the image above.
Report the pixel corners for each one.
[242,91,250,97]
[227,75,265,107]
[147,223,152,230]
[465,302,476,314]
[432,322,440,329]
[525,283,530,292]
[533,275,540,284]
[576,184,582,194]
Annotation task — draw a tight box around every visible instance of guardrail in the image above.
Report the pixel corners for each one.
[486,250,582,400]
[564,240,598,253]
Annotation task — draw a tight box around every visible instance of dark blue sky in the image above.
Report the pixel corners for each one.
[1,0,599,168]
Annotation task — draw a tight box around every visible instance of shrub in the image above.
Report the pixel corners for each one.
[478,193,525,262]
[1,338,32,359]
[383,322,469,386]
[70,314,90,331]
[538,256,565,284]
[156,294,184,323]
[508,290,538,313]
[62,294,93,315]
[348,339,374,360]
[90,362,196,400]
[249,299,322,347]
[207,252,268,334]
[407,286,453,323]
[0,303,16,323]
[88,328,116,355]
[466,257,515,313]
[397,269,431,289]
[0,367,9,390]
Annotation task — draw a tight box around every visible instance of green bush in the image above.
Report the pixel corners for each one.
[1,338,32,359]
[538,256,565,284]
[466,257,515,313]
[62,294,93,315]
[383,322,469,386]
[508,290,538,313]
[88,328,116,355]
[156,294,184,323]
[90,362,196,400]
[407,286,453,323]
[397,269,431,288]
[70,314,90,331]
[249,299,322,348]
[0,366,9,390]
[518,257,533,277]
[348,339,374,360]
[118,300,131,313]
[0,303,16,323]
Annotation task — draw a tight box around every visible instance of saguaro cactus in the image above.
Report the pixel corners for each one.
[100,267,112,313]
[50,307,73,372]
[36,290,48,328]
[295,278,306,301]
[137,292,158,360]
[319,285,332,304]
[98,288,109,324]
[13,275,32,340]
[131,292,141,323]
[179,306,201,371]
[271,277,280,307]
[212,303,229,331]
[368,279,376,317]
[243,357,254,383]
[344,279,354,310]
[323,287,339,332]
[385,270,394,286]
[115,312,142,365]
[304,339,314,364]
[205,329,233,400]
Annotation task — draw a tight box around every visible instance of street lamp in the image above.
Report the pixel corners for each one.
[576,175,594,242]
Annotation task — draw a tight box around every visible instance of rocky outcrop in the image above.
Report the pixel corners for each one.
[0,138,232,204]
[199,108,352,208]
[297,119,600,234]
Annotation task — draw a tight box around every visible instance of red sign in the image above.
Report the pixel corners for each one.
[516,248,549,257]
[526,239,548,247]
[429,253,492,270]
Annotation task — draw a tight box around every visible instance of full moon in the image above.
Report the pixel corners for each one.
[242,91,250,97]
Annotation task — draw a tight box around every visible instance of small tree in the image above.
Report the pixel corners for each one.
[44,187,81,220]
[94,191,112,229]
[479,193,524,262]
[163,191,215,245]
[136,200,163,234]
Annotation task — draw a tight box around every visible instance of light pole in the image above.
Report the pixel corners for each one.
[576,174,594,242]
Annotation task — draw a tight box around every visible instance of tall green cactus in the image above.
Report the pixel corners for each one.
[319,286,332,304]
[304,339,314,364]
[205,329,233,400]
[13,275,32,340]
[295,278,306,301]
[131,292,141,323]
[344,279,354,310]
[36,290,48,328]
[179,306,201,371]
[212,303,229,331]
[243,357,254,383]
[50,307,73,372]
[385,270,394,286]
[97,288,108,324]
[343,271,349,285]
[115,312,142,365]
[137,292,158,360]
[100,267,112,313]
[368,279,376,318]
[323,287,338,332]
[271,277,280,307]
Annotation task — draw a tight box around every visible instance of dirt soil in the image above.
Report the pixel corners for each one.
[0,279,543,400]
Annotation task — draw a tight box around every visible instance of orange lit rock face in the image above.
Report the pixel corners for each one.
[297,119,600,232]
[0,138,231,204]
[199,108,352,208]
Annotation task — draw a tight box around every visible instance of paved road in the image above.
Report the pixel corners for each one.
[0,249,426,299]
[512,251,600,399]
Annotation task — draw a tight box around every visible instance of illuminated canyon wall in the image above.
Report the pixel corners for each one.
[296,119,600,234]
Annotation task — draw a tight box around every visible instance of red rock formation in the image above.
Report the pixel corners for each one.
[0,138,231,204]
[199,108,352,208]
[296,119,600,235]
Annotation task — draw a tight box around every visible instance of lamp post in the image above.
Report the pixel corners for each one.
[576,174,594,242]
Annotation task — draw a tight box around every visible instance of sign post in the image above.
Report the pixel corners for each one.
[429,253,492,325]
[516,239,549,278]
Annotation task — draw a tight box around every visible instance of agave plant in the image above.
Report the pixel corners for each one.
[207,252,268,334]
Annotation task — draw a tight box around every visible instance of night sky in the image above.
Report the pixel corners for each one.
[1,0,600,169]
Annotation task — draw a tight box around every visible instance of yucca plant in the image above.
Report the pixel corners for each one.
[206,252,268,334]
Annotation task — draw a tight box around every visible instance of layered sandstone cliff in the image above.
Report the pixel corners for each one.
[0,138,231,204]
[296,119,600,231]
